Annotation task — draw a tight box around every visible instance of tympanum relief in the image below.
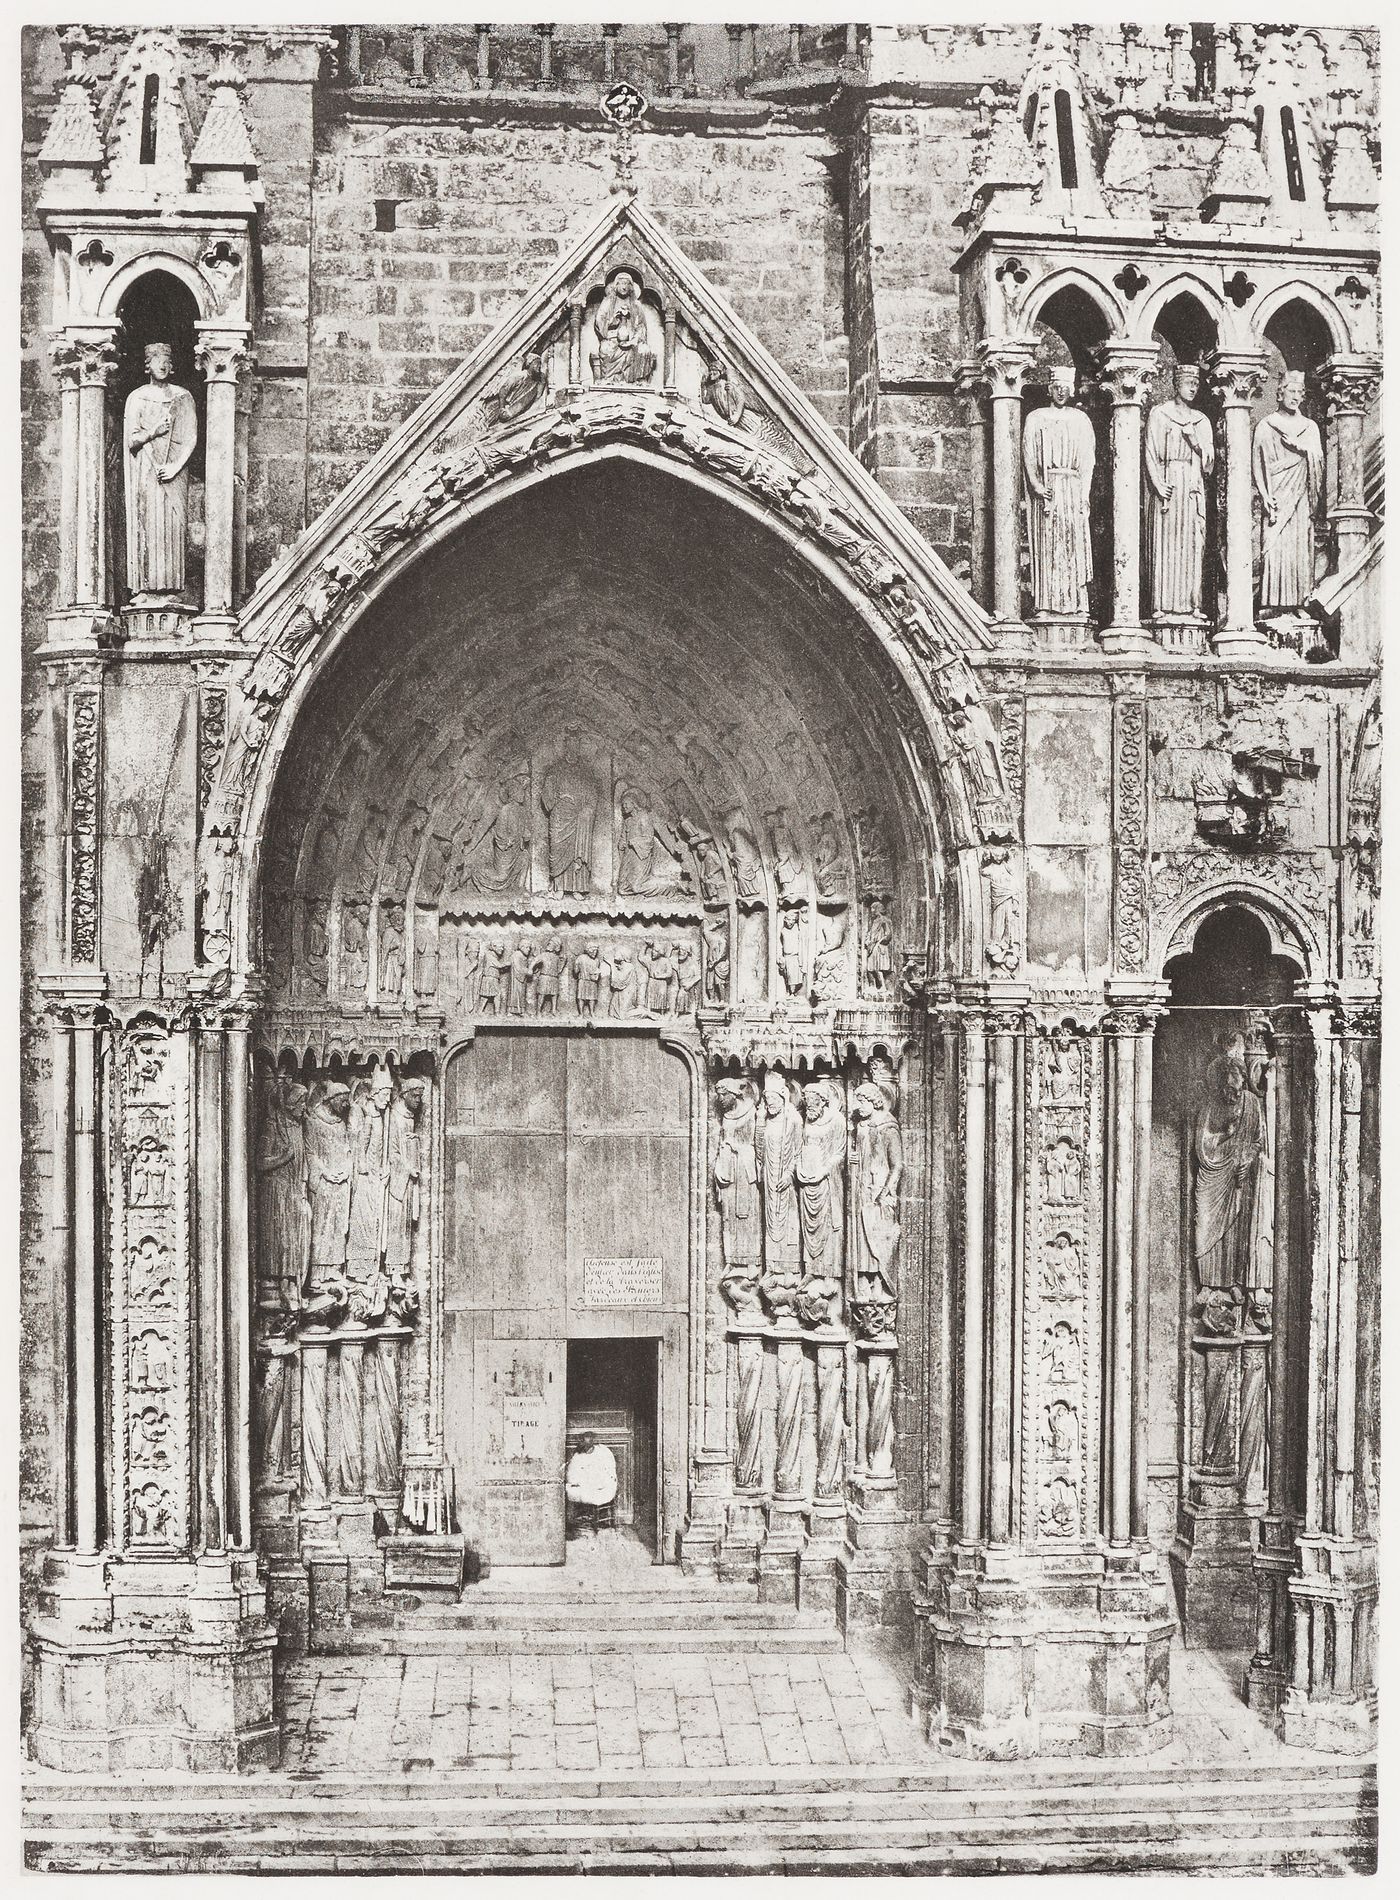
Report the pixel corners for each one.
[269,715,901,1021]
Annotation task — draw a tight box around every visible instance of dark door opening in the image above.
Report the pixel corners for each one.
[566,1338,660,1558]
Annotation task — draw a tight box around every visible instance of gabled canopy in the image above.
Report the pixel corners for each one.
[208,199,1014,978]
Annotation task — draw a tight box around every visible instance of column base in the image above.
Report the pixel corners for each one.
[679,1448,729,1577]
[913,1540,1174,1760]
[1211,626,1275,659]
[718,1495,766,1584]
[124,600,197,641]
[27,1549,278,1773]
[1170,1485,1260,1649]
[1098,624,1156,656]
[383,1531,466,1597]
[989,617,1035,655]
[1029,613,1093,651]
[757,1501,807,1606]
[1279,1534,1378,1755]
[837,1487,912,1635]
[192,611,240,645]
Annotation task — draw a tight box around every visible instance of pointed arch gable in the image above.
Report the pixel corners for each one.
[207,200,1014,984]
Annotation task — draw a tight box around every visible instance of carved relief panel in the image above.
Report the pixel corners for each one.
[1024,1021,1101,1545]
[111,1024,190,1550]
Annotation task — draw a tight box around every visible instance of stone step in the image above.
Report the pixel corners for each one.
[25,1782,1376,1834]
[26,1758,1377,1804]
[25,1802,1377,1875]
[337,1621,846,1654]
[356,1600,819,1630]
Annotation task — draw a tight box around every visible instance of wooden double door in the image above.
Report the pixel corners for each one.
[442,1031,689,1564]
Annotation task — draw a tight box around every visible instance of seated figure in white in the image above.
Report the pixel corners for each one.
[565,1431,618,1534]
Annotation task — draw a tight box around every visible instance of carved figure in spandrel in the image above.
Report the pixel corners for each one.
[590,271,656,385]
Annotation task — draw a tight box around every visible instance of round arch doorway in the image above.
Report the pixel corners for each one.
[251,457,955,1603]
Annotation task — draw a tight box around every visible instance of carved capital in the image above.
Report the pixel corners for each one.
[1095,343,1161,408]
[51,326,122,390]
[195,327,254,385]
[974,337,1038,401]
[1206,349,1269,409]
[1318,353,1382,418]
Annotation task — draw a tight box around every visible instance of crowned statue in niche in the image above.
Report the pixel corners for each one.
[1022,366,1096,620]
[1253,371,1324,613]
[1145,362,1215,623]
[124,342,198,600]
[590,271,656,385]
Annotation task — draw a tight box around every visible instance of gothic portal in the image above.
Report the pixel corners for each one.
[20,25,1381,1813]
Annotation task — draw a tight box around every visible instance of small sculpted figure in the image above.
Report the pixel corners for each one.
[590,272,656,384]
[863,896,894,997]
[573,941,605,1020]
[779,907,807,997]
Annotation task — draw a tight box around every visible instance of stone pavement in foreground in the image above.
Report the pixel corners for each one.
[278,1634,1321,1779]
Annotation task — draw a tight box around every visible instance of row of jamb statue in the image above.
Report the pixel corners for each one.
[1023,365,1323,622]
[713,1071,902,1327]
[255,1065,426,1336]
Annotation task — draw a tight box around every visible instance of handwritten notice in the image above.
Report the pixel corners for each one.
[583,1255,664,1307]
[503,1393,548,1462]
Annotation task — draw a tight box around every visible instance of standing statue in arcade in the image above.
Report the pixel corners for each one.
[713,1078,761,1312]
[255,1071,310,1319]
[795,1078,846,1287]
[347,1066,394,1321]
[851,1079,903,1306]
[124,341,198,599]
[1253,370,1324,613]
[757,1070,803,1311]
[384,1077,425,1312]
[1022,366,1096,619]
[303,1080,353,1314]
[1191,1033,1270,1471]
[1145,362,1215,622]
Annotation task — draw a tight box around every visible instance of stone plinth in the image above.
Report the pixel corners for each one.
[913,1542,1174,1759]
[28,1550,278,1772]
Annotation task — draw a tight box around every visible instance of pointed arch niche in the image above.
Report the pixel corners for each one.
[1148,905,1308,1706]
